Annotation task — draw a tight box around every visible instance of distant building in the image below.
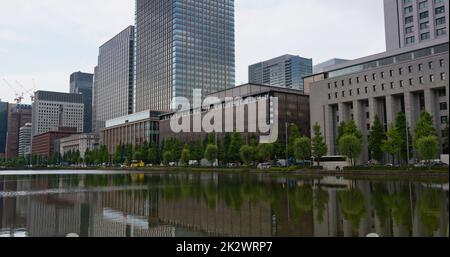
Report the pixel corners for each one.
[18,123,32,157]
[70,72,94,133]
[59,133,100,158]
[5,104,32,158]
[101,111,163,154]
[384,0,449,51]
[249,55,312,93]
[32,127,78,158]
[0,101,8,157]
[32,91,84,137]
[134,0,235,112]
[313,59,349,74]
[93,26,135,132]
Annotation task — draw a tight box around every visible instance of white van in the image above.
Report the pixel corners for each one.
[317,156,351,171]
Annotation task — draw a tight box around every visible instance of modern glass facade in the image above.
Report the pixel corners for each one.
[70,72,94,133]
[249,55,312,92]
[135,0,235,112]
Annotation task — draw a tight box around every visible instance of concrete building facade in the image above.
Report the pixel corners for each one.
[93,26,135,132]
[31,127,78,158]
[313,58,349,74]
[249,55,313,92]
[18,123,32,157]
[309,40,449,164]
[101,111,163,154]
[32,91,84,137]
[59,133,100,158]
[134,0,235,112]
[5,104,32,158]
[384,0,449,50]
[70,72,94,133]
[0,102,8,157]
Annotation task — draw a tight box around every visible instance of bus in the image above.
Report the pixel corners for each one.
[316,156,350,171]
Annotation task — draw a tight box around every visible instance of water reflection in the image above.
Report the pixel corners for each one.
[0,172,448,237]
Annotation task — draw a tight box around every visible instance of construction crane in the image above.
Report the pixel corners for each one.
[2,79,24,104]
[16,80,35,102]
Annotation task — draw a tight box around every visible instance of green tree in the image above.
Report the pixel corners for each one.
[339,135,362,166]
[240,145,256,166]
[113,144,124,164]
[443,123,449,154]
[311,123,327,166]
[180,144,191,166]
[337,120,363,144]
[288,124,300,158]
[204,144,218,167]
[381,123,402,165]
[163,151,173,165]
[256,143,273,162]
[416,136,439,166]
[293,137,311,163]
[368,115,386,162]
[147,144,159,165]
[223,133,232,163]
[414,112,437,148]
[228,132,243,163]
[191,140,204,162]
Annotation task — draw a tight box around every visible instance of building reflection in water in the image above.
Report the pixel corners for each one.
[0,173,448,237]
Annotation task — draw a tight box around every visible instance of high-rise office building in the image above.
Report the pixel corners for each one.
[314,58,349,74]
[93,26,135,131]
[70,72,94,133]
[134,0,235,112]
[32,91,84,136]
[384,0,449,51]
[0,101,8,157]
[5,104,32,158]
[248,55,312,92]
[18,123,32,157]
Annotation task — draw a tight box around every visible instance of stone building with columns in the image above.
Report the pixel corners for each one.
[307,39,449,164]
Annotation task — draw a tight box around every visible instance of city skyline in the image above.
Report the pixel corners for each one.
[0,0,385,104]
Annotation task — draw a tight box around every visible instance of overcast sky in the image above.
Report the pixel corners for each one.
[0,0,386,104]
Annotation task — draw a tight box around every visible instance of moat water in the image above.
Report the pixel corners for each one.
[0,170,448,237]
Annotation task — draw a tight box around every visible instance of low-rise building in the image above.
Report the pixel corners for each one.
[59,133,100,158]
[101,111,163,154]
[32,127,78,158]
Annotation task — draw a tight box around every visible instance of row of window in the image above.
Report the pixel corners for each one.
[405,17,446,33]
[327,59,445,89]
[328,73,446,100]
[404,6,445,23]
[406,27,447,44]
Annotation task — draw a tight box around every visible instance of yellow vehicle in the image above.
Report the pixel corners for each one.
[130,160,145,168]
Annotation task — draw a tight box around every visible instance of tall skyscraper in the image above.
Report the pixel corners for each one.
[249,55,312,92]
[5,104,32,158]
[384,0,449,50]
[0,101,8,157]
[32,91,84,136]
[70,72,94,133]
[93,26,135,131]
[134,0,235,112]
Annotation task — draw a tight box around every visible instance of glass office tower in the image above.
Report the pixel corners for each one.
[135,0,235,112]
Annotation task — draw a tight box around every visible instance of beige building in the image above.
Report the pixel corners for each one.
[59,133,100,158]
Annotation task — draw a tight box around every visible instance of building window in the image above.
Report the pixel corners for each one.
[381,72,385,79]
[436,17,446,26]
[357,88,361,95]
[438,89,446,97]
[429,61,433,69]
[365,87,368,94]
[440,59,444,67]
[405,16,414,24]
[436,28,447,37]
[421,32,430,40]
[342,80,345,87]
[419,63,423,71]
[434,0,444,4]
[406,36,415,44]
[420,22,430,30]
[349,89,353,96]
[441,72,446,80]
[419,76,424,84]
[409,78,413,85]
[400,80,404,87]
[389,70,394,77]
[419,11,429,20]
[403,0,412,3]
[356,77,360,83]
[334,81,338,88]
[419,1,428,9]
[349,78,352,85]
[328,83,331,89]
[399,68,403,75]
[364,75,368,82]
[441,116,448,124]
[328,93,331,100]
[390,82,395,89]
[404,6,413,14]
[373,85,376,92]
[366,112,370,119]
[408,66,413,73]
[342,91,345,97]
[440,102,448,111]
[335,92,338,99]
[405,26,414,34]
[435,6,445,15]
[430,74,435,82]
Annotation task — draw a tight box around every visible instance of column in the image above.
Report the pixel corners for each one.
[354,100,368,163]
[325,105,335,155]
[385,95,396,126]
[404,92,416,136]
[424,89,437,127]
[368,97,377,125]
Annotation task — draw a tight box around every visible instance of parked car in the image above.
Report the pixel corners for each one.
[227,163,238,168]
[257,163,272,170]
